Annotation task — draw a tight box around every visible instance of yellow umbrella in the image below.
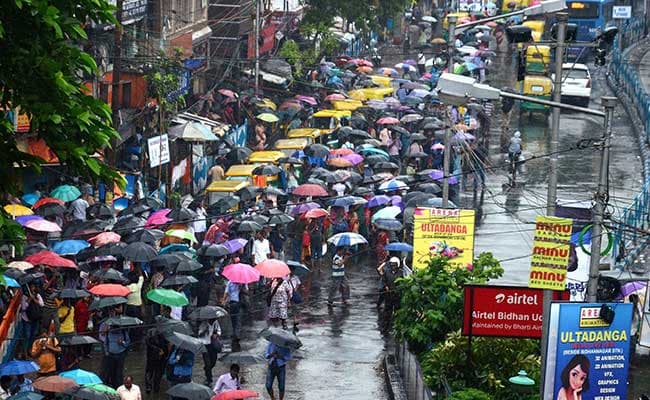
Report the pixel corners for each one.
[348,91,368,101]
[256,113,279,123]
[431,38,446,44]
[4,204,33,216]
[257,98,277,111]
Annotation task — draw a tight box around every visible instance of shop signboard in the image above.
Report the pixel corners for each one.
[529,216,573,290]
[147,134,170,168]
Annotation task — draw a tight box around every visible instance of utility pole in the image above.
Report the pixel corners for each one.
[442,15,457,208]
[254,0,261,95]
[111,0,124,128]
[540,12,566,398]
[587,97,616,301]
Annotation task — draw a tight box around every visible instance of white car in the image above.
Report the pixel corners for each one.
[552,63,592,107]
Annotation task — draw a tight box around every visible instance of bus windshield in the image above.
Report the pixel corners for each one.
[567,2,600,19]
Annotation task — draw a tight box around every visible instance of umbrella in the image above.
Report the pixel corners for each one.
[88,232,121,247]
[367,195,391,208]
[358,147,390,158]
[147,288,189,306]
[89,296,127,310]
[330,196,366,208]
[379,67,398,77]
[236,186,261,201]
[255,259,291,278]
[227,148,253,163]
[54,288,90,299]
[94,242,126,257]
[8,392,44,400]
[161,275,199,287]
[0,360,40,376]
[618,281,647,298]
[169,122,219,141]
[223,238,248,254]
[113,216,146,231]
[165,229,198,244]
[292,184,328,197]
[237,220,263,233]
[59,369,102,385]
[122,242,157,262]
[2,275,20,288]
[213,390,260,400]
[146,209,172,227]
[21,193,40,207]
[207,197,240,214]
[374,219,403,231]
[15,215,44,227]
[64,386,118,400]
[175,259,204,273]
[25,219,61,232]
[51,185,82,202]
[89,284,130,297]
[8,261,34,271]
[327,158,353,168]
[159,244,195,255]
[418,183,442,194]
[33,376,78,393]
[376,117,400,124]
[372,206,402,222]
[119,202,151,216]
[428,170,459,185]
[379,180,408,192]
[268,213,294,225]
[256,113,279,123]
[325,93,347,101]
[86,204,115,219]
[218,353,265,364]
[3,204,33,217]
[295,95,318,105]
[60,335,101,346]
[188,306,228,321]
[218,89,237,98]
[26,251,76,268]
[253,165,282,176]
[304,144,330,158]
[261,327,302,350]
[222,263,260,284]
[166,332,206,354]
[102,315,143,326]
[33,197,64,209]
[385,242,414,252]
[168,207,197,222]
[327,232,368,247]
[167,382,214,400]
[52,240,90,256]
[155,317,192,336]
[23,243,47,256]
[290,202,320,215]
[304,208,329,219]
[150,253,184,270]
[286,260,310,276]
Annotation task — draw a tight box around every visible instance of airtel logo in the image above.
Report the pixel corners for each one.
[494,292,539,305]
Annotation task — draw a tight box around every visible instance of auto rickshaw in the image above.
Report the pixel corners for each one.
[348,88,394,101]
[331,98,364,111]
[369,75,392,88]
[520,75,553,115]
[274,138,310,157]
[523,20,546,42]
[309,110,351,146]
[225,164,258,182]
[443,12,469,29]
[205,180,250,207]
[501,0,530,12]
[525,45,551,74]
[247,150,286,165]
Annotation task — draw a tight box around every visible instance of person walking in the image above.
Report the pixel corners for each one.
[265,342,292,400]
[101,321,130,388]
[117,376,141,400]
[213,364,242,393]
[267,278,292,329]
[144,329,167,394]
[198,318,222,386]
[327,247,350,307]
[222,280,246,352]
[167,347,195,400]
[252,230,271,266]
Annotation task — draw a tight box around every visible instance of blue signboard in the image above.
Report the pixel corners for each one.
[543,302,632,400]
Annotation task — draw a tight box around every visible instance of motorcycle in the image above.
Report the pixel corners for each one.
[371,47,382,67]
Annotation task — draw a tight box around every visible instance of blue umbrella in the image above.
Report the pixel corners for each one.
[374,218,403,231]
[159,244,195,255]
[21,193,40,207]
[2,275,20,288]
[330,196,365,208]
[366,195,391,208]
[0,360,40,376]
[385,242,414,252]
[59,368,102,385]
[8,392,44,400]
[15,215,44,227]
[52,240,90,256]
[358,147,390,159]
[327,232,368,247]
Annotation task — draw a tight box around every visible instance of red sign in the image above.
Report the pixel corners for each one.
[462,285,569,338]
[247,24,276,59]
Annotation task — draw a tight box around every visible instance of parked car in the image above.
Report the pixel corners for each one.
[552,63,592,107]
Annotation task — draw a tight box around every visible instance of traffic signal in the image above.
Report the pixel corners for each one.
[594,38,607,66]
[550,23,578,42]
[505,25,533,43]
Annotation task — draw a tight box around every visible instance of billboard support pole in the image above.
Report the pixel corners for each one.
[466,285,474,383]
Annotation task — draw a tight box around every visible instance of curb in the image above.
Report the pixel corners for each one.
[384,354,408,400]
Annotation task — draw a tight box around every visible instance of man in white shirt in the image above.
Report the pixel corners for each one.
[213,364,241,393]
[198,319,222,385]
[117,376,141,400]
[252,231,271,265]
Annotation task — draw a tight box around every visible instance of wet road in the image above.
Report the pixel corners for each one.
[80,260,390,399]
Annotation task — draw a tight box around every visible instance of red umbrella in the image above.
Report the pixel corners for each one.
[88,232,121,247]
[255,259,291,278]
[304,208,329,219]
[89,284,131,297]
[212,390,259,400]
[33,376,78,393]
[292,184,328,197]
[376,117,400,124]
[33,197,65,209]
[26,251,76,269]
[330,148,354,156]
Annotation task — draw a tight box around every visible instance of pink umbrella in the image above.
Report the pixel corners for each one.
[356,59,373,67]
[146,209,172,228]
[376,117,400,125]
[343,153,364,165]
[218,89,236,98]
[222,263,260,284]
[89,232,121,247]
[432,143,445,150]
[255,259,291,278]
[325,93,347,101]
[292,184,328,197]
[295,95,318,106]
[25,219,61,233]
[330,148,354,156]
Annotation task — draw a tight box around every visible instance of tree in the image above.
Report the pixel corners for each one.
[0,0,124,249]
[302,0,411,31]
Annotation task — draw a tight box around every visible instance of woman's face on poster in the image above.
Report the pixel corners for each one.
[570,364,587,391]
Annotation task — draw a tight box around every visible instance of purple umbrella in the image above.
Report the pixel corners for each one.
[290,202,320,215]
[616,281,647,300]
[223,238,248,254]
[366,195,391,208]
[16,215,45,226]
[296,95,318,106]
[454,132,476,141]
[366,100,388,110]
[343,154,364,165]
[428,170,459,185]
[403,59,417,66]
[390,195,404,210]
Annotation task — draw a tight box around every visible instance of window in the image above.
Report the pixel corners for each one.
[100,83,109,103]
[567,2,600,19]
[562,69,589,79]
[122,82,132,108]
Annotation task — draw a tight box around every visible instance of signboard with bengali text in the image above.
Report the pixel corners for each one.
[147,134,170,168]
[413,207,475,269]
[529,216,573,290]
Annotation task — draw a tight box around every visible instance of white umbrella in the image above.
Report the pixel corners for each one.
[371,206,402,222]
[169,122,219,142]
[327,233,368,247]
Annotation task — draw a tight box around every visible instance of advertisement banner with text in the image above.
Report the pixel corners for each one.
[529,216,573,290]
[543,303,632,400]
[413,207,475,269]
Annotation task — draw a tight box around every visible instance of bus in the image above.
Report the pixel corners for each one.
[566,0,614,42]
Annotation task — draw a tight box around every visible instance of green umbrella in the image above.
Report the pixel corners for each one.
[147,288,189,307]
[51,185,82,202]
[84,384,119,395]
[165,229,198,244]
[256,113,279,123]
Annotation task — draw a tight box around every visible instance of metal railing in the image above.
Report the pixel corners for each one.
[396,342,434,400]
[608,17,650,268]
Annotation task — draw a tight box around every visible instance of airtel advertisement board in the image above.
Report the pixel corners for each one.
[462,285,569,339]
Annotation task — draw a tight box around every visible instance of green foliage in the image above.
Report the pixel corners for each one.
[392,253,504,354]
[449,388,493,400]
[279,40,303,67]
[302,0,412,30]
[146,50,186,130]
[422,331,541,400]
[0,0,124,249]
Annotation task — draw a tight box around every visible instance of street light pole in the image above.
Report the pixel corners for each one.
[254,0,261,95]
[442,16,457,208]
[587,97,616,301]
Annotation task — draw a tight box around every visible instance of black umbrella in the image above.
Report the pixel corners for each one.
[261,327,302,350]
[245,214,269,226]
[124,229,165,245]
[86,204,115,219]
[166,382,213,400]
[113,216,146,231]
[75,246,96,263]
[418,182,442,194]
[150,253,186,269]
[237,186,261,201]
[409,151,428,158]
[89,296,127,310]
[4,269,25,280]
[94,242,126,257]
[197,244,230,258]
[253,165,282,176]
[165,332,206,354]
[161,275,198,287]
[405,193,435,208]
[91,268,126,282]
[237,220,263,232]
[394,175,417,184]
[389,125,410,136]
[365,155,388,165]
[60,335,101,346]
[34,203,66,217]
[155,316,192,336]
[363,175,384,184]
[263,187,286,197]
[287,260,310,276]
[352,186,373,196]
[338,126,354,137]
[137,197,164,209]
[187,305,228,321]
[103,315,143,326]
[227,147,252,163]
[375,161,399,170]
[23,242,47,257]
[119,203,152,216]
[423,122,445,130]
[304,144,330,158]
[348,129,372,139]
[374,218,404,231]
[207,196,240,215]
[8,391,44,400]
[53,289,90,299]
[402,191,426,203]
[168,207,197,222]
[175,259,204,273]
[268,213,294,225]
[122,242,157,262]
[218,352,265,364]
[18,272,44,285]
